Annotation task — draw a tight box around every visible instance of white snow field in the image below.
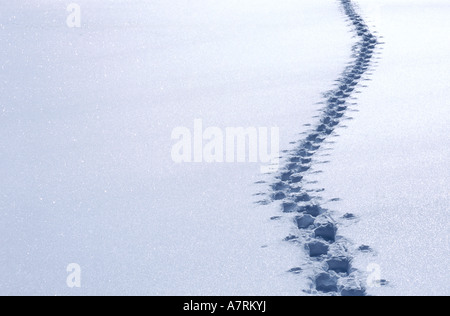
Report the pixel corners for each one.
[1,0,448,296]
[308,0,450,296]
[0,0,352,295]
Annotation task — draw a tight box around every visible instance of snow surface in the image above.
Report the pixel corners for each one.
[0,0,351,295]
[1,0,448,296]
[308,0,450,296]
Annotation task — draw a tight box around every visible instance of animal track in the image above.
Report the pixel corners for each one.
[267,0,380,296]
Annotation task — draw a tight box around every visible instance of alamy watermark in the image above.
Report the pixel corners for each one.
[66,263,81,288]
[171,119,280,173]
[366,263,383,288]
[66,3,81,28]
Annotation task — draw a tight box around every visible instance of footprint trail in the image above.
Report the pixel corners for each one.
[262,0,381,296]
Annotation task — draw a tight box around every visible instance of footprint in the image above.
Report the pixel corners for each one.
[287,267,302,274]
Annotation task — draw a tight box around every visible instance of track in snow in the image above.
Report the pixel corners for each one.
[260,0,381,296]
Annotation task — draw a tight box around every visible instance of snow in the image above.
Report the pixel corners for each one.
[308,0,450,296]
[0,0,351,295]
[1,0,448,296]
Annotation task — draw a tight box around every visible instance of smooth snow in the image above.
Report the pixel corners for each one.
[0,0,351,295]
[1,0,447,297]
